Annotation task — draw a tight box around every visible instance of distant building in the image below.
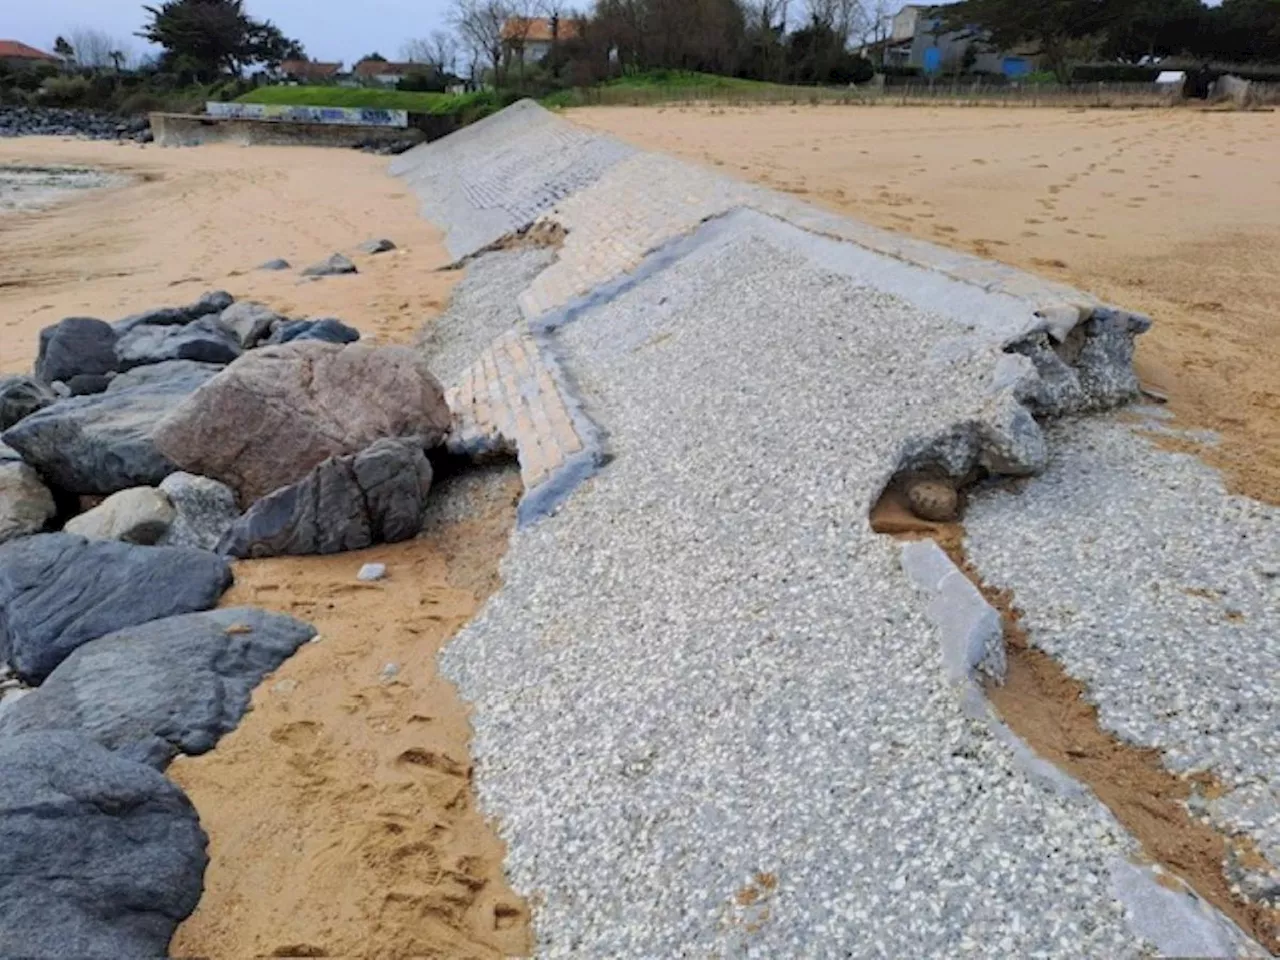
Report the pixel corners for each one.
[502,17,581,65]
[352,59,436,87]
[861,4,1038,78]
[279,60,343,84]
[0,40,59,70]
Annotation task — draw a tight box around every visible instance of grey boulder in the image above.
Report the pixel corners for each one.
[301,252,357,277]
[116,314,242,370]
[64,486,175,545]
[217,301,286,348]
[0,731,207,959]
[0,608,315,768]
[0,533,232,683]
[2,359,221,495]
[219,437,432,558]
[65,372,115,396]
[158,472,240,551]
[258,258,290,271]
[0,459,55,544]
[155,341,451,503]
[34,317,118,385]
[357,238,396,254]
[114,290,234,335]
[264,317,361,346]
[0,375,56,430]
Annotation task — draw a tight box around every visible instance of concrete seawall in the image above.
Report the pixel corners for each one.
[150,113,432,149]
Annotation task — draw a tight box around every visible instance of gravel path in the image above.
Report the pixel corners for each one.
[966,416,1280,895]
[442,213,1171,956]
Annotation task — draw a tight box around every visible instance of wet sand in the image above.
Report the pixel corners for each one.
[571,105,1280,504]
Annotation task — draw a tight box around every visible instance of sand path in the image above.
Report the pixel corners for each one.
[570,105,1280,504]
[0,140,531,957]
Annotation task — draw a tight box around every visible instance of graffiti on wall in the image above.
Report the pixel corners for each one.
[205,102,409,128]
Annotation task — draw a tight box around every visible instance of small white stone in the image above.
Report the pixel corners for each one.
[358,563,387,582]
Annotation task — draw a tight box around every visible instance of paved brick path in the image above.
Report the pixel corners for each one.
[446,326,600,524]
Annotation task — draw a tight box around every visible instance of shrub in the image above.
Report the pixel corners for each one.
[37,75,92,107]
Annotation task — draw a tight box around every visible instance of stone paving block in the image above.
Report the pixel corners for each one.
[446,328,601,524]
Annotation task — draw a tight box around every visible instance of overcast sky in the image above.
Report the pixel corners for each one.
[7,0,458,65]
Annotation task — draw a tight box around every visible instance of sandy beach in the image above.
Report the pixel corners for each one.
[571,105,1280,504]
[0,139,531,958]
[0,139,461,370]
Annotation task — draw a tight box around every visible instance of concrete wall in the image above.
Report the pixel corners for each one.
[149,113,429,149]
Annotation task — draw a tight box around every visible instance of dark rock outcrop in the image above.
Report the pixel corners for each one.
[0,106,149,140]
[34,317,117,385]
[0,533,232,683]
[114,290,234,335]
[116,315,242,369]
[219,437,432,558]
[264,317,361,346]
[0,731,207,959]
[357,238,396,254]
[217,301,285,348]
[0,608,315,768]
[0,375,56,430]
[155,341,451,503]
[301,253,357,277]
[2,360,221,494]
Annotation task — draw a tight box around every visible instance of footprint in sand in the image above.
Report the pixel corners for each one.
[934,225,958,234]
[1025,218,1043,225]
[1020,230,1040,238]
[270,720,321,750]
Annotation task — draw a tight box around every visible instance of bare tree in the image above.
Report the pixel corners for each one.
[806,0,867,45]
[401,29,461,74]
[67,27,132,70]
[452,0,513,86]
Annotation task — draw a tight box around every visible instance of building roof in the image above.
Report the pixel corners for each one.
[502,17,581,43]
[0,40,58,62]
[281,60,342,79]
[352,59,431,78]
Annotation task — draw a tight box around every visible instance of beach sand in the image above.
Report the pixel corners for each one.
[0,138,531,958]
[570,105,1280,504]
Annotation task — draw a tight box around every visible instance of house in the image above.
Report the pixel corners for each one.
[502,17,580,65]
[0,40,59,70]
[279,60,343,83]
[861,5,1038,78]
[352,59,436,87]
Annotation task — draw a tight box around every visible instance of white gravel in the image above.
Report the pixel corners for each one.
[966,417,1280,891]
[441,214,1162,956]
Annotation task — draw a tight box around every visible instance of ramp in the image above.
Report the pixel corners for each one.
[399,102,1276,957]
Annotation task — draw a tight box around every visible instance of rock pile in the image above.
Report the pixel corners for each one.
[0,276,449,954]
[0,106,151,142]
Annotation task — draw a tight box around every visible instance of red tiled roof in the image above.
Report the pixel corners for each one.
[281,60,342,79]
[352,59,427,78]
[0,40,58,62]
[501,17,581,43]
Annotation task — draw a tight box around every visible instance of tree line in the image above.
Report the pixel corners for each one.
[446,0,1280,90]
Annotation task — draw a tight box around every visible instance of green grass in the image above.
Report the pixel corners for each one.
[539,70,849,108]
[237,85,493,117]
